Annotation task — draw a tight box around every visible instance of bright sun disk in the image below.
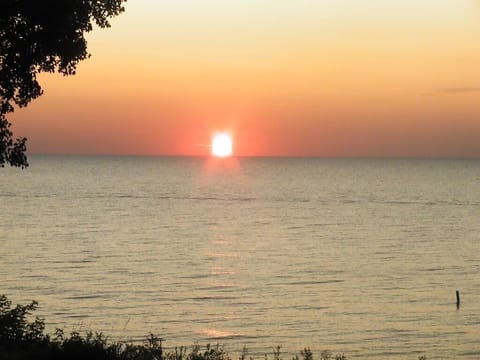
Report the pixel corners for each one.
[211,133,233,158]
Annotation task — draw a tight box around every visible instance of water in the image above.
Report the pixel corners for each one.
[1,156,479,359]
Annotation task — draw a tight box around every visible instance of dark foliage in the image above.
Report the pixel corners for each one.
[0,0,127,168]
[0,295,427,360]
[0,294,164,360]
[0,114,28,168]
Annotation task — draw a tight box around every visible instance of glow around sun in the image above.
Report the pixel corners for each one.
[211,133,233,158]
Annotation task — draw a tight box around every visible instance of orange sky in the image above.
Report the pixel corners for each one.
[9,0,480,157]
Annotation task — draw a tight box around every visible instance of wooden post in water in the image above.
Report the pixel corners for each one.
[456,290,460,308]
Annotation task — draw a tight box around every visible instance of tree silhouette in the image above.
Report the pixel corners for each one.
[0,0,127,168]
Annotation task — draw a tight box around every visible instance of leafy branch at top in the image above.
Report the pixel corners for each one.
[0,0,127,168]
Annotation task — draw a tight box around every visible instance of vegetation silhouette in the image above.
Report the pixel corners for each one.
[0,295,430,360]
[0,0,127,168]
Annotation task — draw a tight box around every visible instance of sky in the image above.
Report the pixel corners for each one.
[10,0,480,157]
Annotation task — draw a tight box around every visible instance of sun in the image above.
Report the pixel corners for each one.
[211,133,233,158]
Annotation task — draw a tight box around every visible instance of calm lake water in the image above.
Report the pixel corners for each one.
[1,156,479,359]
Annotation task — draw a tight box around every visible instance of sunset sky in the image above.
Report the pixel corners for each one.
[10,0,480,157]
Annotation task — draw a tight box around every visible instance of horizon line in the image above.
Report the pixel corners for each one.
[26,153,480,160]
